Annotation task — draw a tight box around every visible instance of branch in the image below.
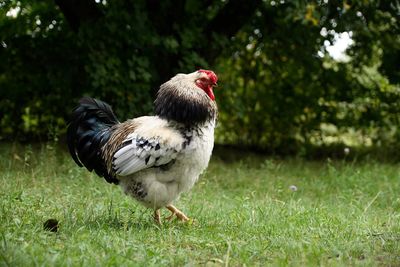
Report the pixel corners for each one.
[54,0,103,31]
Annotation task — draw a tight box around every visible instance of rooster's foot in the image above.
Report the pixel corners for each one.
[166,204,190,222]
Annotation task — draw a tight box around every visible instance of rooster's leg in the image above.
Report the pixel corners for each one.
[166,205,190,222]
[154,209,161,224]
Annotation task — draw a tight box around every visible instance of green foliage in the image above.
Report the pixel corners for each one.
[0,145,399,265]
[0,0,399,153]
[0,0,218,140]
[215,1,400,152]
[0,0,85,140]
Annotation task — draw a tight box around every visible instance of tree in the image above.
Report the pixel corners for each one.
[215,1,400,152]
[55,0,263,89]
[1,0,399,154]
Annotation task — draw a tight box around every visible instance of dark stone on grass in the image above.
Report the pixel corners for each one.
[43,219,59,232]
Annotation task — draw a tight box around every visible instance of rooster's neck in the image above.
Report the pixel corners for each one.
[154,82,217,126]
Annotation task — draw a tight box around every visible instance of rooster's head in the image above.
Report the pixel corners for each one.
[154,70,218,125]
[194,69,218,101]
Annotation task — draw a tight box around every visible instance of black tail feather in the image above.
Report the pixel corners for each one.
[67,97,120,184]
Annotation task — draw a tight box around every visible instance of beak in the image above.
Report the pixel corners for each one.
[212,82,218,87]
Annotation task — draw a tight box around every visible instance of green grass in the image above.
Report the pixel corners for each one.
[0,143,399,266]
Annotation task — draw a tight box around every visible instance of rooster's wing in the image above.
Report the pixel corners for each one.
[112,117,184,176]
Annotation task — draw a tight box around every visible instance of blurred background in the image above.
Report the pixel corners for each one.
[0,0,399,158]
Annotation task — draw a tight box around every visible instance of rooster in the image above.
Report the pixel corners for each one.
[67,70,218,223]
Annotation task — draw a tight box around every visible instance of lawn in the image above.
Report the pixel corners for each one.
[0,143,399,266]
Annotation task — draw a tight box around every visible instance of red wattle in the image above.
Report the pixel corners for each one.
[205,86,215,100]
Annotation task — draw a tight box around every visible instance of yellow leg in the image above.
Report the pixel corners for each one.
[166,204,190,222]
[154,209,161,224]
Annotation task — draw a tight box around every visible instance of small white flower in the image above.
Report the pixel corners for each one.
[344,147,350,155]
[289,185,298,192]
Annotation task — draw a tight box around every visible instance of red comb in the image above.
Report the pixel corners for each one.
[198,69,218,84]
